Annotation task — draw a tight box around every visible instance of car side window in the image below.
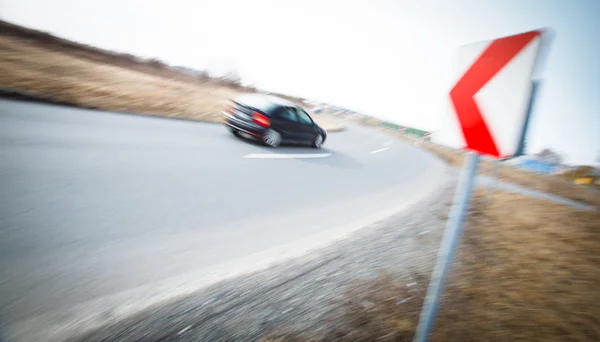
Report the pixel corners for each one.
[295,108,314,125]
[277,107,298,122]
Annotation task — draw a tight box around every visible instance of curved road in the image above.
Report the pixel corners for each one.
[0,99,445,338]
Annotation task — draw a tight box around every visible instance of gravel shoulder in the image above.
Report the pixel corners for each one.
[64,169,456,342]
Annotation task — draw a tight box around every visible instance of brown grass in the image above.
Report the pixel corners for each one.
[262,191,600,341]
[0,28,343,131]
[432,191,600,341]
[0,35,243,121]
[420,143,600,207]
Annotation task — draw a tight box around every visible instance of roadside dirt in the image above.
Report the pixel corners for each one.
[430,190,600,341]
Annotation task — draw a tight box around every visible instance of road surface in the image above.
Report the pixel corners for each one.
[0,99,446,339]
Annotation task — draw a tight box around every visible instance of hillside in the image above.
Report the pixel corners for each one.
[0,19,344,130]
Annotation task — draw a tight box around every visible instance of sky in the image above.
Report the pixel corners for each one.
[1,0,599,165]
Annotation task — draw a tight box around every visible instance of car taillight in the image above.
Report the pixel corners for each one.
[252,112,270,127]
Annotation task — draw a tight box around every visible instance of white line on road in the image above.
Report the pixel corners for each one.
[370,147,389,154]
[243,153,332,159]
[177,325,192,336]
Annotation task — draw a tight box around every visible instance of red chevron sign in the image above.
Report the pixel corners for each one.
[449,30,543,158]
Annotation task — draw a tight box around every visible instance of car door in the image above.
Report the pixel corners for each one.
[270,106,303,142]
[293,107,319,143]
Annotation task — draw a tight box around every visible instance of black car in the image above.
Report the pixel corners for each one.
[222,94,327,148]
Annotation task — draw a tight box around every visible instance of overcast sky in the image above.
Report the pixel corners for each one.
[1,0,599,165]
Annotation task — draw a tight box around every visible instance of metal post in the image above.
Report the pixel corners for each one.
[414,152,480,342]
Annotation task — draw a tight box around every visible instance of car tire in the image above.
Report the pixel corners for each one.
[312,134,324,149]
[263,129,281,147]
[231,128,240,137]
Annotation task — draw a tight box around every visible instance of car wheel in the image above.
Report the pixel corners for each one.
[263,129,281,147]
[231,128,240,137]
[312,134,324,149]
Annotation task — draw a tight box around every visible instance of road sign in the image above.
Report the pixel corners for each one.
[414,29,551,342]
[448,30,544,159]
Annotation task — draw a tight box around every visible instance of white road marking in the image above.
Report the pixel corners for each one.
[177,325,192,335]
[370,147,389,154]
[243,153,332,159]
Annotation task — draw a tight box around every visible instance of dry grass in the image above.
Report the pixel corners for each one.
[262,191,600,341]
[432,191,600,341]
[0,36,241,121]
[421,143,600,207]
[0,34,343,131]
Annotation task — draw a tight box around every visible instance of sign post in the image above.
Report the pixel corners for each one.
[414,152,480,342]
[414,29,550,342]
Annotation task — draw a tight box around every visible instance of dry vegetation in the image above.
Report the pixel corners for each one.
[262,190,600,341]
[433,191,600,341]
[0,21,343,131]
[421,143,600,207]
[0,35,241,121]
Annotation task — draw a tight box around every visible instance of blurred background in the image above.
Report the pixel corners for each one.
[1,1,599,341]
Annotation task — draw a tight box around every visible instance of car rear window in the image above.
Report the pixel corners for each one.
[234,94,276,113]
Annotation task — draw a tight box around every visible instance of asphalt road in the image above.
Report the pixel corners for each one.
[0,99,445,339]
